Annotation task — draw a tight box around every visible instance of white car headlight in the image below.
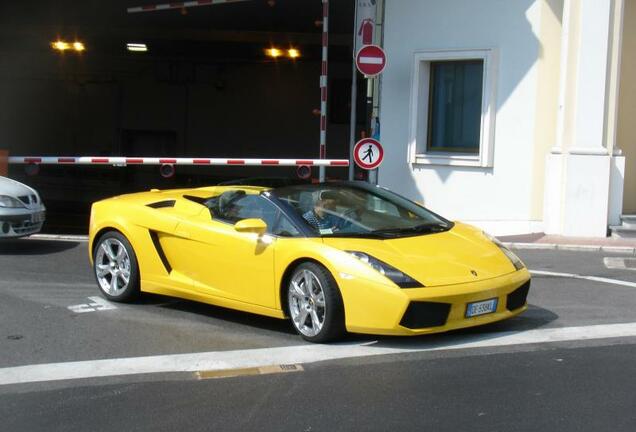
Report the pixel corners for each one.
[483,232,525,271]
[0,195,26,208]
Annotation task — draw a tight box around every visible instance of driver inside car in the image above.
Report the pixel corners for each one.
[302,190,356,232]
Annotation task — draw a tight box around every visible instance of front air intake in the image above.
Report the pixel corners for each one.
[399,301,451,329]
[506,280,531,311]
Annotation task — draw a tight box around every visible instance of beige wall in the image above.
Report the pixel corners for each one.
[618,0,636,213]
[531,0,563,220]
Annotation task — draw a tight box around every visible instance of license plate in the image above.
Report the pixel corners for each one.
[466,298,498,318]
[31,212,45,223]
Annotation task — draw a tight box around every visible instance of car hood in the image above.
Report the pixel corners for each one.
[322,222,516,287]
[0,176,37,197]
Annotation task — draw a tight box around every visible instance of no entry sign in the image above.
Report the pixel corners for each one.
[354,138,384,170]
[356,45,387,77]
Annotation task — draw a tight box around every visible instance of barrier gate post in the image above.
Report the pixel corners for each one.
[0,150,7,177]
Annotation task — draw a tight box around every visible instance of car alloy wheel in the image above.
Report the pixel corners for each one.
[93,231,140,302]
[289,269,326,337]
[287,262,345,342]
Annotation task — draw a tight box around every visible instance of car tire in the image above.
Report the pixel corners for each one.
[93,231,140,303]
[287,262,345,343]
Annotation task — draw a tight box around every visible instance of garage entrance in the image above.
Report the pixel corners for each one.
[0,0,366,232]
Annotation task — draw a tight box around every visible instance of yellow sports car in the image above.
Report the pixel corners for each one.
[89,181,530,342]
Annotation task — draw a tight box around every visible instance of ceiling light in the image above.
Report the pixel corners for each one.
[127,43,148,52]
[288,48,300,59]
[51,40,85,52]
[51,41,70,51]
[266,48,282,58]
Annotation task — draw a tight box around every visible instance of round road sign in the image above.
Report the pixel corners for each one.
[354,138,384,170]
[356,45,387,77]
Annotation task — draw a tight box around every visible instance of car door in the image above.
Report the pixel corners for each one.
[171,192,282,309]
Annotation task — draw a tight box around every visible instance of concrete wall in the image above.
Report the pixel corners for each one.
[530,0,563,220]
[381,0,559,234]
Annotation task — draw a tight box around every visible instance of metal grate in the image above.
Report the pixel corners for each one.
[399,301,451,329]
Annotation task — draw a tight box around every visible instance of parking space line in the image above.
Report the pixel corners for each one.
[530,269,636,288]
[2,322,636,386]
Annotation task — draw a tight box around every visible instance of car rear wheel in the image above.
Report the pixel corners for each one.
[287,262,345,343]
[93,231,140,302]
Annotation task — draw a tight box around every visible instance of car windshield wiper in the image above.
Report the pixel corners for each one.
[371,223,450,236]
[321,231,396,239]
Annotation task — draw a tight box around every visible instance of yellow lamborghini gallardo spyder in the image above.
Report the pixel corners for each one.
[89,181,530,342]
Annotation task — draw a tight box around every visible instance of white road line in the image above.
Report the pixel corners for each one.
[2,322,636,386]
[530,269,636,288]
[26,234,88,242]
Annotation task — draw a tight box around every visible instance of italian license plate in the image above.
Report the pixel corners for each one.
[31,212,45,223]
[466,298,498,318]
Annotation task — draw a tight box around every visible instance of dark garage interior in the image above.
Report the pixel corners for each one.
[0,0,364,233]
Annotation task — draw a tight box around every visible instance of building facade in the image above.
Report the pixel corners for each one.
[380,0,631,237]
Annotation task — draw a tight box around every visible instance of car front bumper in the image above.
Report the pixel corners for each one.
[0,207,46,238]
[338,268,531,336]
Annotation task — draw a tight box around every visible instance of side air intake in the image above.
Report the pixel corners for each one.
[149,231,172,274]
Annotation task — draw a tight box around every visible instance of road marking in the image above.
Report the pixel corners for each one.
[530,270,636,288]
[67,296,117,313]
[603,257,636,271]
[604,257,627,269]
[2,322,636,386]
[196,364,304,380]
[27,234,88,242]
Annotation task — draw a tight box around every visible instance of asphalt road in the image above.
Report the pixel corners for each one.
[1,240,636,431]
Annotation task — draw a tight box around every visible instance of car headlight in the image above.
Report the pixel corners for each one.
[347,251,424,288]
[0,195,26,208]
[483,232,525,271]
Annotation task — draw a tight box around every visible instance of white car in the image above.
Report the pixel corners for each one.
[0,176,46,238]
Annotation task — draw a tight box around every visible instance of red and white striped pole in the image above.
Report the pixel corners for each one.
[7,156,349,167]
[319,0,329,182]
[127,0,252,14]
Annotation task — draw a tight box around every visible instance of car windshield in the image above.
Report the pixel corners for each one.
[271,182,453,238]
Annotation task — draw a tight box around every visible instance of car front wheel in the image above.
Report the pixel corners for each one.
[93,231,140,302]
[287,262,345,343]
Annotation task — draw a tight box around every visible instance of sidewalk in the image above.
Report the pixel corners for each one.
[498,232,636,253]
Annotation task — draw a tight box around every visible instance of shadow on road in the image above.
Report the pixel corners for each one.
[134,293,297,336]
[127,292,557,346]
[344,304,559,349]
[0,239,82,256]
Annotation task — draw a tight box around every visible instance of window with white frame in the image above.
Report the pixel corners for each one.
[409,49,497,167]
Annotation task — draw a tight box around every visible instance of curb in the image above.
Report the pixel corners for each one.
[28,234,88,242]
[504,242,636,254]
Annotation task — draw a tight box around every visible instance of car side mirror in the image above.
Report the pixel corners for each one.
[234,218,267,235]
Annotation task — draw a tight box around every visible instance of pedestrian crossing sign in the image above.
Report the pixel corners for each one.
[353,138,384,170]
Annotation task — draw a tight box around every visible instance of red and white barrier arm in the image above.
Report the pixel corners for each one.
[7,157,349,167]
[127,0,251,14]
[319,0,329,160]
